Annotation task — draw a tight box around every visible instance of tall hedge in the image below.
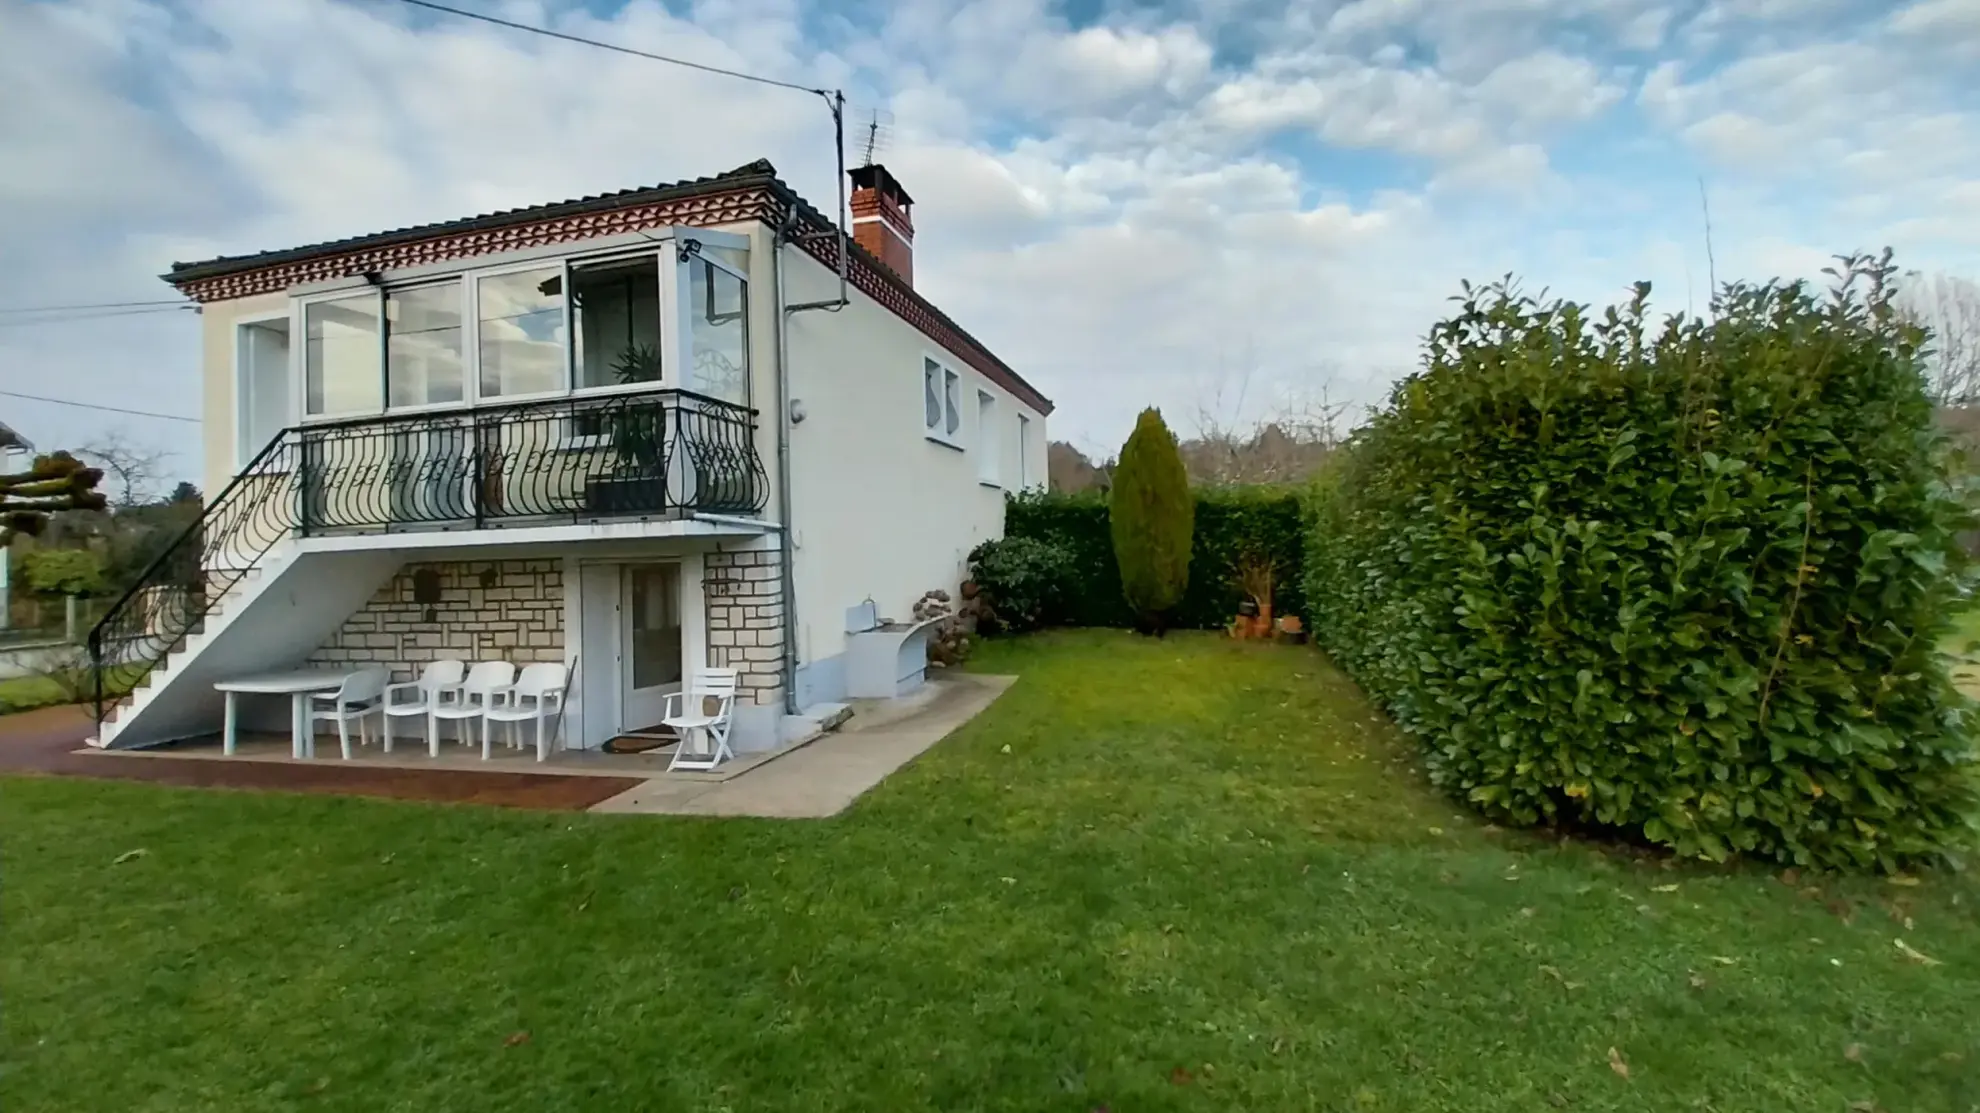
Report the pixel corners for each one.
[1305,256,1978,870]
[1110,409,1195,627]
[1005,488,1306,630]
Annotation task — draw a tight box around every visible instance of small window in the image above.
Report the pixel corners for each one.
[976,391,998,485]
[923,356,963,447]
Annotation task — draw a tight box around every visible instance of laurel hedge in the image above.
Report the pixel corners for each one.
[1304,257,1979,869]
[995,488,1306,631]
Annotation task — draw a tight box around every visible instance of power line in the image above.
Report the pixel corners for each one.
[0,389,201,424]
[0,306,197,329]
[390,0,831,98]
[0,298,186,315]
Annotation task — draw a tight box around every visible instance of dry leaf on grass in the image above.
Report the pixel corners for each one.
[1607,1047,1630,1079]
[1888,876,1921,887]
[1687,972,1708,989]
[112,848,148,865]
[1893,939,1941,966]
[1651,883,1680,893]
[1168,1066,1193,1086]
[503,1031,530,1047]
[1844,1043,1864,1063]
[1709,955,1738,966]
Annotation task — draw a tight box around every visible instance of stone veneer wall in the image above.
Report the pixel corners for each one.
[704,547,784,705]
[309,559,563,680]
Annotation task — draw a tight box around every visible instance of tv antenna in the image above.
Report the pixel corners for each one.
[852,106,894,166]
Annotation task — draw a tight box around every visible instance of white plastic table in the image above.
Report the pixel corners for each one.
[213,670,354,758]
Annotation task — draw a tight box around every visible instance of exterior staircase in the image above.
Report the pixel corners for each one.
[89,546,403,749]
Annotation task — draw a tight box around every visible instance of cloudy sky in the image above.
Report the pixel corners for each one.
[3,0,1977,484]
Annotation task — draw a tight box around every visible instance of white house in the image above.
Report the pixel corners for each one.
[87,160,1051,755]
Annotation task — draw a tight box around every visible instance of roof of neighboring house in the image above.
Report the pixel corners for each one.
[163,160,1052,414]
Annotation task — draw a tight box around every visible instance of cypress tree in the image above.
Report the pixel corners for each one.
[1110,408,1193,634]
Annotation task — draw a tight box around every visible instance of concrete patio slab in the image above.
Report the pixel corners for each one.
[588,672,1014,817]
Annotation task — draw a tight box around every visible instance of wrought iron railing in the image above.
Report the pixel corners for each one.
[87,389,763,725]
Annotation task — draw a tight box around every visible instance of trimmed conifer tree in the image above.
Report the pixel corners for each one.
[1110,408,1194,634]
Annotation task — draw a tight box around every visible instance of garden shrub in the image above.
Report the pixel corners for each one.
[1110,409,1195,629]
[1304,255,1978,870]
[1003,488,1307,629]
[966,535,1077,633]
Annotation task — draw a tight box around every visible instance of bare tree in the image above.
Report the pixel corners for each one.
[1900,271,1980,406]
[1185,359,1350,487]
[79,433,172,508]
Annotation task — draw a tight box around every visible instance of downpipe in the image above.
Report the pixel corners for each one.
[772,216,801,717]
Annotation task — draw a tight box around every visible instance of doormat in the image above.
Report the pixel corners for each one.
[602,734,675,755]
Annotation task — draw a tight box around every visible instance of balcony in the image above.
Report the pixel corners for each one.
[260,389,766,537]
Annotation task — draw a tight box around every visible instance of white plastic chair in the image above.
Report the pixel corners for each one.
[381,659,466,757]
[307,667,389,760]
[662,668,739,771]
[428,661,515,754]
[483,662,569,762]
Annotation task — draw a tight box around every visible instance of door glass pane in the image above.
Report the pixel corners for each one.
[304,293,382,416]
[689,260,748,403]
[239,318,290,458]
[628,565,682,690]
[387,282,464,407]
[572,257,662,389]
[923,359,941,429]
[477,267,565,398]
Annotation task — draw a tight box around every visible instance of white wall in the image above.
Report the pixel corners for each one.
[777,245,1049,698]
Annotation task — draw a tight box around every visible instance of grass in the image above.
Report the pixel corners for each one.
[0,662,143,715]
[4,629,1979,1112]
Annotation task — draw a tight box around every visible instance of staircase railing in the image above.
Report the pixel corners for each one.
[86,389,764,728]
[86,429,300,725]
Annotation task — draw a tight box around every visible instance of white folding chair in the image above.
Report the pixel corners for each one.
[428,662,515,754]
[662,668,739,771]
[381,659,466,757]
[308,667,389,761]
[483,662,569,762]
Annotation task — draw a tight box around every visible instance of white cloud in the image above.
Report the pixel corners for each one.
[0,0,1973,469]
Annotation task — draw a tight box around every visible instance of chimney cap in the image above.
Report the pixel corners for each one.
[848,163,914,208]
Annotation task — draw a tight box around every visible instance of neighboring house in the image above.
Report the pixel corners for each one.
[88,160,1051,752]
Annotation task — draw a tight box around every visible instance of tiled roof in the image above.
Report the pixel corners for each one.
[161,160,1051,415]
[165,160,788,281]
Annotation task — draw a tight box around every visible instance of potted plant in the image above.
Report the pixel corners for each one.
[584,345,668,513]
[1232,552,1275,639]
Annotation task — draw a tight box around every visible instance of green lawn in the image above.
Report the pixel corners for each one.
[5,630,1978,1112]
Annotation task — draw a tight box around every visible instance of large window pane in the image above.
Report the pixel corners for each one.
[238,318,290,459]
[689,260,748,403]
[477,268,564,398]
[628,564,682,690]
[304,293,382,416]
[386,282,464,407]
[571,257,661,389]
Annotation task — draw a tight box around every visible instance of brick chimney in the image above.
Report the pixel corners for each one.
[848,163,914,285]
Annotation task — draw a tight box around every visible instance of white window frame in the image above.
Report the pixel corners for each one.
[295,285,388,423]
[382,276,470,415]
[922,352,964,450]
[281,227,757,432]
[233,308,296,470]
[976,389,1000,487]
[675,233,752,408]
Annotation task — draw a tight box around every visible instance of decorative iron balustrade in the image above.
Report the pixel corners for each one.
[87,389,763,724]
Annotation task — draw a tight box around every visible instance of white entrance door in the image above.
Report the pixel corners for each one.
[621,563,684,732]
[578,564,621,747]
